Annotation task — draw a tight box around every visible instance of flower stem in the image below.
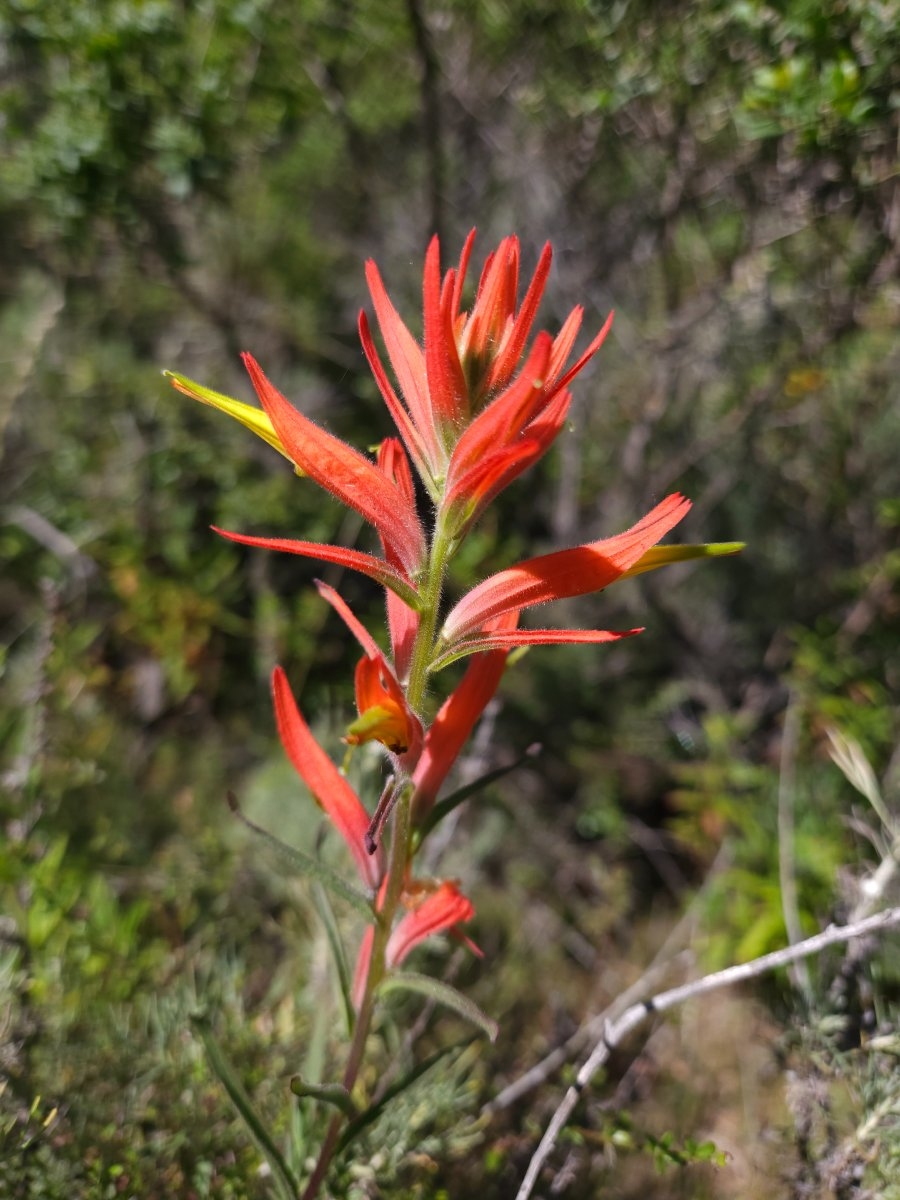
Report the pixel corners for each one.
[302,511,450,1198]
[406,514,453,712]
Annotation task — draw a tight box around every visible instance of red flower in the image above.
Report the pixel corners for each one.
[315,581,423,766]
[272,666,383,891]
[360,231,612,521]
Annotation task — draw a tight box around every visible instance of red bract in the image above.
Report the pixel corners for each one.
[443,312,614,536]
[351,878,477,1009]
[385,880,476,967]
[360,231,613,514]
[410,611,519,821]
[271,666,383,891]
[212,527,422,610]
[440,493,692,649]
[241,353,426,577]
[375,440,421,680]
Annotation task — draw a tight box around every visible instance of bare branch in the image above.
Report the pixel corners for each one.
[516,906,900,1200]
[486,845,731,1115]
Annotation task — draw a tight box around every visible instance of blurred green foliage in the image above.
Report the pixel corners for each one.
[2,0,898,1194]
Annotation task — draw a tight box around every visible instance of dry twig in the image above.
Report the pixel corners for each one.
[516,906,900,1200]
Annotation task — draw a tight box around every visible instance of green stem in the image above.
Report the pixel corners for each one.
[406,514,453,712]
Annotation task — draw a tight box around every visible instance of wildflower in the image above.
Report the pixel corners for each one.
[360,231,613,522]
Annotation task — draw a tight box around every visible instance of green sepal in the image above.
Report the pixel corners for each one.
[624,541,745,578]
[378,971,499,1042]
[227,793,374,918]
[290,1076,358,1117]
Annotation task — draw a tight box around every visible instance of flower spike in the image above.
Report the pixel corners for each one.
[167,229,744,1144]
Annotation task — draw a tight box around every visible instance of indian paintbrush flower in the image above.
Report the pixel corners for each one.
[168,231,742,1199]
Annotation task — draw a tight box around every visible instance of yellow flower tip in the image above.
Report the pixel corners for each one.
[624,541,745,579]
[163,368,299,468]
[344,706,410,755]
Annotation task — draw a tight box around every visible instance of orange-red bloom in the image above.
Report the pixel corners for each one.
[360,231,613,524]
[272,666,383,891]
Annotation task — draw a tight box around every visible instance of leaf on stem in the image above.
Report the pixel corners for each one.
[335,1037,479,1154]
[311,883,355,1036]
[290,1076,358,1118]
[378,971,499,1042]
[191,1014,299,1200]
[226,792,374,919]
[413,746,541,847]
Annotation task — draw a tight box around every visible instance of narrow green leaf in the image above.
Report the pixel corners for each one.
[227,793,374,918]
[192,1014,298,1200]
[335,1037,477,1154]
[379,972,499,1042]
[312,882,355,1036]
[414,746,540,847]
